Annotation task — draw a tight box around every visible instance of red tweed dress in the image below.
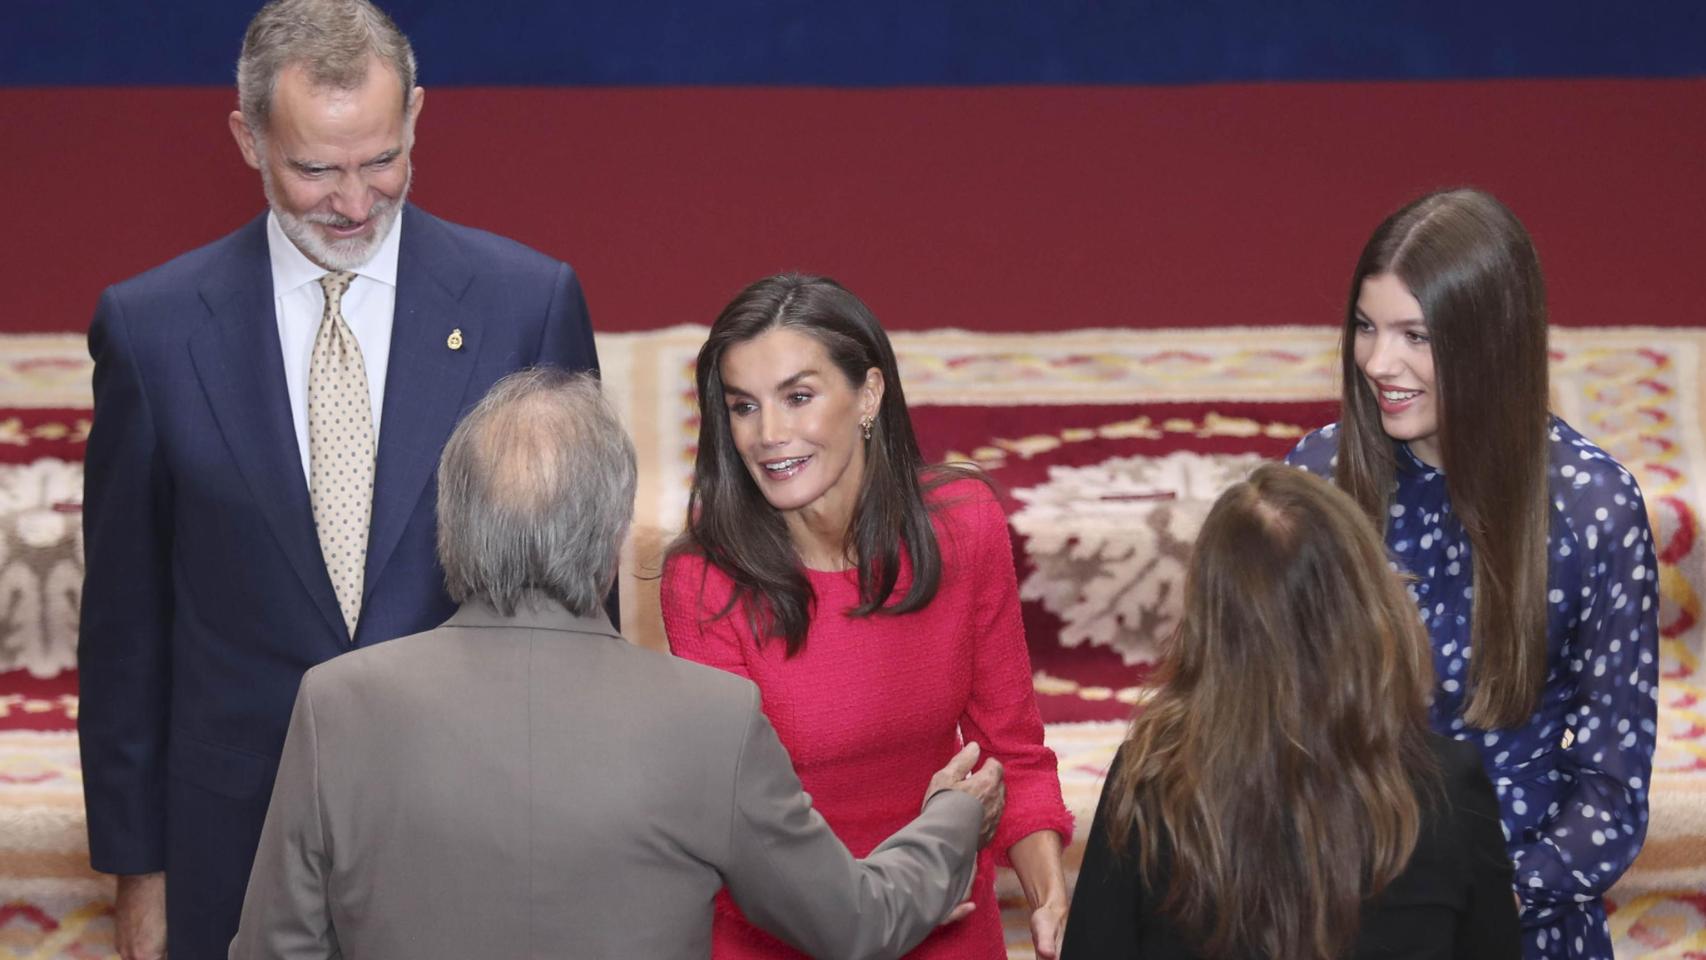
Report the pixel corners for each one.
[661,478,1073,959]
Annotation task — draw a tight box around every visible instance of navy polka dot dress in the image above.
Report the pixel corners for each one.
[1287,417,1659,960]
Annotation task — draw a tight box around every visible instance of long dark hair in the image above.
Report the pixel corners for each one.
[1335,187,1550,729]
[1107,463,1440,960]
[670,274,969,655]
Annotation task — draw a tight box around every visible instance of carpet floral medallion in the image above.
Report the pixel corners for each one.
[2,327,1702,958]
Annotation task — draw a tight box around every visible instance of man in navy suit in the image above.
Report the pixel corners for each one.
[76,2,601,957]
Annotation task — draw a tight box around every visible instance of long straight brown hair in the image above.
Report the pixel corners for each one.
[1335,188,1550,729]
[1107,463,1441,960]
[670,274,972,655]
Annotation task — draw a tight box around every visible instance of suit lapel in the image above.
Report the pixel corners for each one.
[364,207,482,607]
[187,215,348,642]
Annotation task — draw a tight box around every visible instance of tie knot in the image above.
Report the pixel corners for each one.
[319,270,357,306]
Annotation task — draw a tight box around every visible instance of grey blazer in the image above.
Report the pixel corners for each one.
[228,603,981,960]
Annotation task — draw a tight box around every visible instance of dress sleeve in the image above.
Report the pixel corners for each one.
[1512,463,1659,911]
[1059,746,1142,958]
[1282,422,1341,479]
[952,486,1073,861]
[660,554,754,681]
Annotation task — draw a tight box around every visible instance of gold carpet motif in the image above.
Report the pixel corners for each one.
[2,327,1702,958]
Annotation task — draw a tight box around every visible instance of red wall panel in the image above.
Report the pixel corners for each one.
[4,80,1701,335]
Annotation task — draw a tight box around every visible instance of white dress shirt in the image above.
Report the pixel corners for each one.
[266,212,400,484]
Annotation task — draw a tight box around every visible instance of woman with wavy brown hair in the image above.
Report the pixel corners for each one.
[1287,188,1658,959]
[661,274,1071,959]
[1062,463,1520,960]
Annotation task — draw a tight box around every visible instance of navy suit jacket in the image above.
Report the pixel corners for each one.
[77,205,600,959]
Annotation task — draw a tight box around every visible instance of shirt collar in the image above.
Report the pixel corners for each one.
[265,205,404,297]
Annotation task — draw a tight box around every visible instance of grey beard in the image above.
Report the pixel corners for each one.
[260,163,411,271]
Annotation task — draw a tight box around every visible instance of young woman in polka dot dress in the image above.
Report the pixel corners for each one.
[1287,188,1658,960]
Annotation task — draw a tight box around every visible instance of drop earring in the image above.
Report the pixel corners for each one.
[859,415,873,441]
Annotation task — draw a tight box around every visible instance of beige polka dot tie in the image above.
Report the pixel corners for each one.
[308,270,374,638]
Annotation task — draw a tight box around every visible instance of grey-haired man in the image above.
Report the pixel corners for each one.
[230,370,1004,960]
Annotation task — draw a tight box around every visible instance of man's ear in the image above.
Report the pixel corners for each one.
[229,111,262,170]
[405,86,425,140]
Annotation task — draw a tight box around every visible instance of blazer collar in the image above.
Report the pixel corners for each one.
[187,206,491,646]
[361,204,485,613]
[443,602,622,641]
[189,213,349,644]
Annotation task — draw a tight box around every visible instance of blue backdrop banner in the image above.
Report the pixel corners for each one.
[7,0,1705,87]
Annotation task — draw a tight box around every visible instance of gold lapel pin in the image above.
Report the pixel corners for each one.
[447,328,464,351]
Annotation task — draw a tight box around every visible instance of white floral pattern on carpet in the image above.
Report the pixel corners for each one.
[0,459,82,678]
[1009,451,1265,666]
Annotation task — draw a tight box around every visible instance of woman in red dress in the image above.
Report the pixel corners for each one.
[662,274,1071,959]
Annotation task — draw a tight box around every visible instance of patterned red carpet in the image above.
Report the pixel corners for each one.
[3,327,1703,957]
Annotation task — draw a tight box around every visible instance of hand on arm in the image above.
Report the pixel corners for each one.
[924,741,1005,848]
[923,741,1007,924]
[724,705,986,960]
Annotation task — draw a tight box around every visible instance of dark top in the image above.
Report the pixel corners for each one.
[1286,419,1659,960]
[1062,734,1521,959]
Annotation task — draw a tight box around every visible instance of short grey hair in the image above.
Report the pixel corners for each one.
[436,369,637,618]
[235,0,418,130]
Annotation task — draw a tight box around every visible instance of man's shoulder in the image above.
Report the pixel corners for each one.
[305,619,760,720]
[298,624,444,693]
[589,628,762,718]
[405,206,568,276]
